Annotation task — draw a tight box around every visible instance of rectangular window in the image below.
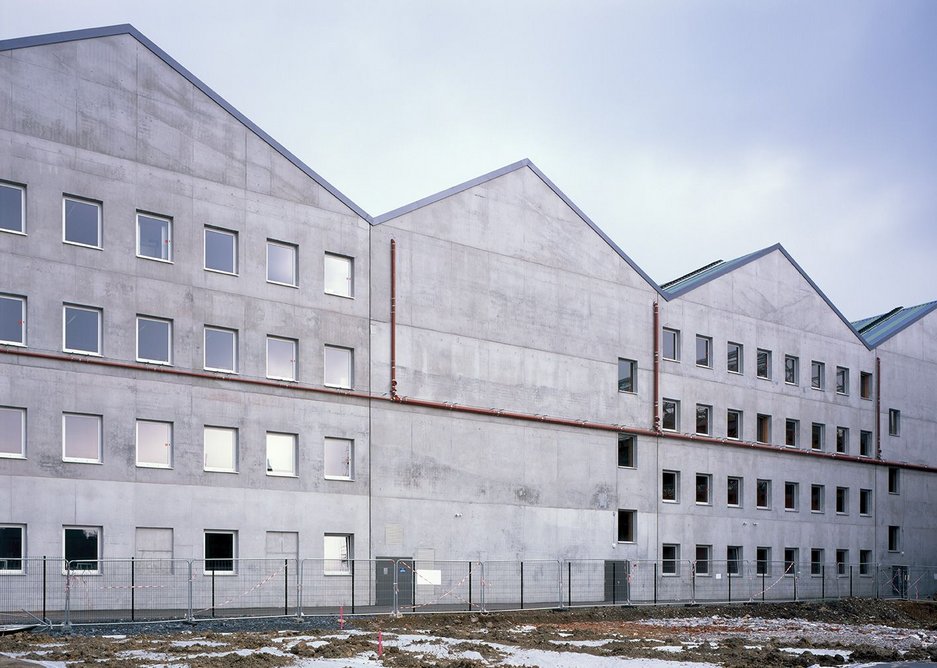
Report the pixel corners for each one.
[324,437,354,480]
[859,550,872,576]
[695,473,712,505]
[756,348,771,379]
[324,253,354,298]
[616,509,636,542]
[662,470,680,502]
[324,534,353,574]
[266,336,297,381]
[0,407,26,458]
[756,479,771,509]
[266,240,298,286]
[136,419,172,469]
[785,355,799,385]
[888,526,901,551]
[859,488,872,516]
[64,526,101,573]
[727,476,742,507]
[695,545,711,575]
[0,294,26,346]
[136,316,172,365]
[137,212,172,261]
[0,526,24,572]
[63,196,101,248]
[811,423,825,451]
[726,342,743,374]
[204,326,237,373]
[726,409,741,440]
[836,549,849,576]
[0,181,25,234]
[835,426,848,454]
[756,414,771,444]
[784,548,799,575]
[888,467,900,494]
[695,404,712,435]
[695,335,712,367]
[784,481,799,511]
[204,531,236,573]
[756,547,771,576]
[662,399,679,431]
[662,544,680,575]
[62,413,102,463]
[860,430,873,457]
[811,548,825,576]
[810,484,825,513]
[860,372,872,400]
[203,426,237,473]
[835,486,848,514]
[63,304,101,355]
[617,358,637,393]
[662,328,680,361]
[266,432,297,477]
[617,433,636,468]
[836,366,849,395]
[785,419,799,447]
[811,360,825,389]
[727,546,742,576]
[888,409,900,436]
[324,345,353,389]
[204,227,237,274]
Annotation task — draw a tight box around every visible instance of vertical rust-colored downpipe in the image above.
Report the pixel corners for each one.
[875,356,881,458]
[390,239,399,400]
[653,301,661,433]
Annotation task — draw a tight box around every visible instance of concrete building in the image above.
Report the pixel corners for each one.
[0,25,934,586]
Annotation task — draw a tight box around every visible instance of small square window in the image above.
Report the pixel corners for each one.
[726,409,742,440]
[662,470,680,502]
[137,316,172,365]
[616,509,636,543]
[888,525,901,552]
[810,548,825,576]
[695,404,712,435]
[137,212,172,262]
[63,304,101,355]
[756,547,771,575]
[859,549,872,576]
[784,481,799,511]
[662,543,680,575]
[0,182,25,234]
[727,545,742,575]
[836,549,849,576]
[784,548,799,575]
[756,349,771,379]
[324,253,354,298]
[324,437,354,480]
[727,342,743,374]
[324,534,353,574]
[860,372,872,400]
[62,413,102,463]
[888,409,900,436]
[0,294,26,346]
[63,196,101,248]
[617,358,637,393]
[266,432,297,477]
[695,473,712,505]
[662,399,679,431]
[136,419,172,469]
[266,336,297,381]
[785,419,798,447]
[204,227,238,274]
[785,355,799,385]
[836,426,848,454]
[859,488,872,516]
[811,423,825,451]
[324,345,353,389]
[888,467,900,494]
[617,433,636,468]
[204,426,237,473]
[756,414,771,444]
[835,486,848,514]
[204,531,236,573]
[810,484,824,512]
[836,367,849,395]
[0,407,26,458]
[727,476,742,507]
[662,328,680,361]
[267,240,298,286]
[64,526,101,573]
[860,430,873,457]
[756,479,771,509]
[204,326,237,373]
[0,525,24,572]
[695,545,711,575]
[695,335,712,367]
[811,361,825,390]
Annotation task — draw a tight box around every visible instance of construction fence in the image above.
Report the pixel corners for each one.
[0,558,934,626]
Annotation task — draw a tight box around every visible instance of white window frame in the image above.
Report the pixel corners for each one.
[204,530,237,575]
[784,354,799,385]
[727,476,742,508]
[661,399,679,432]
[695,473,712,505]
[810,483,825,513]
[835,486,849,515]
[727,342,743,374]
[0,181,26,235]
[662,328,680,361]
[811,422,825,451]
[63,526,101,574]
[617,433,636,469]
[756,547,771,576]
[324,534,353,575]
[888,525,901,552]
[324,345,354,389]
[266,240,298,287]
[324,437,354,480]
[616,509,636,543]
[756,348,772,380]
[836,366,849,395]
[62,196,102,249]
[135,419,173,469]
[695,335,712,368]
[63,304,102,356]
[0,294,26,346]
[661,470,680,503]
[0,524,25,574]
[756,413,771,444]
[695,544,712,576]
[756,479,771,509]
[136,212,172,262]
[266,336,297,381]
[785,418,799,447]
[62,413,102,464]
[266,432,297,477]
[859,488,872,516]
[324,252,354,298]
[203,226,238,275]
[0,407,26,459]
[617,357,637,393]
[136,316,172,365]
[695,403,712,436]
[661,543,680,576]
[860,430,873,457]
[203,326,238,373]
[784,481,799,511]
[726,409,742,440]
[835,426,848,454]
[888,409,900,436]
[859,549,873,576]
[727,545,743,576]
[810,548,825,576]
[811,360,825,390]
[203,426,238,473]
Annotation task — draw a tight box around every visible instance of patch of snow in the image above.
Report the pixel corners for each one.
[550,639,613,647]
[780,647,852,658]
[654,645,685,653]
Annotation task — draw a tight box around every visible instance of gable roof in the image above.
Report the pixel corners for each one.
[853,301,937,347]
[0,24,371,222]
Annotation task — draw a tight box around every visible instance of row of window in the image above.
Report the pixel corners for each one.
[654,543,884,577]
[0,182,355,296]
[0,408,354,478]
[0,297,355,387]
[0,525,354,576]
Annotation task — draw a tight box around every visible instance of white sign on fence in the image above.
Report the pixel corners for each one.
[416,569,442,585]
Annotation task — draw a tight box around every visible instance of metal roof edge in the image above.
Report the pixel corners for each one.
[663,245,778,299]
[863,301,937,348]
[0,25,372,223]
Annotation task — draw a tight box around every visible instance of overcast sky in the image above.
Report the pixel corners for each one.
[2,0,935,319]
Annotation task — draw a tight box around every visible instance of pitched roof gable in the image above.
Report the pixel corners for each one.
[854,301,937,347]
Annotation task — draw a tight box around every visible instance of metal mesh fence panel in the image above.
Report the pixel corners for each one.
[298,559,394,615]
[190,559,295,620]
[481,560,561,610]
[0,558,65,624]
[906,566,937,600]
[399,560,482,613]
[564,560,619,607]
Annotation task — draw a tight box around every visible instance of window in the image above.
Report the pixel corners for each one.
[616,509,636,543]
[756,414,771,444]
[695,335,712,367]
[888,526,901,552]
[835,486,848,514]
[695,404,712,435]
[727,476,742,507]
[324,534,353,574]
[835,426,848,454]
[662,328,680,361]
[324,253,354,298]
[756,479,771,509]
[266,432,297,477]
[695,545,711,575]
[204,227,237,274]
[888,467,900,494]
[62,413,102,463]
[811,361,824,389]
[64,527,100,573]
[860,372,872,400]
[836,366,849,395]
[810,548,824,576]
[617,433,636,468]
[0,407,25,458]
[662,399,679,431]
[784,482,799,511]
[756,348,771,379]
[662,544,680,575]
[662,470,680,502]
[63,304,101,355]
[859,488,872,516]
[727,546,742,576]
[324,345,353,389]
[204,326,237,373]
[137,212,171,261]
[756,547,771,576]
[266,336,297,381]
[860,430,873,457]
[810,484,825,513]
[204,531,236,573]
[726,409,741,440]
[726,342,743,374]
[63,196,101,248]
[785,419,799,447]
[617,358,637,393]
[695,473,712,505]
[0,294,25,345]
[836,549,849,576]
[204,427,237,473]
[266,240,298,286]
[811,423,825,451]
[136,420,172,469]
[0,526,24,572]
[784,548,799,575]
[785,355,799,385]
[136,316,172,365]
[0,182,25,234]
[324,437,354,480]
[888,409,900,436]
[859,550,872,576]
